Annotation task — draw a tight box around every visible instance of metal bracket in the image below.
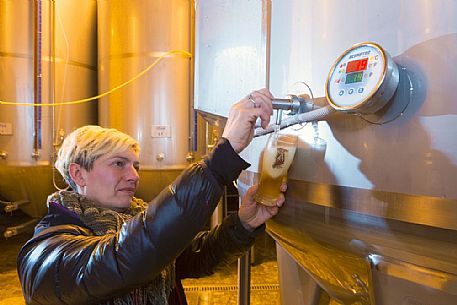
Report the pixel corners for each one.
[4,218,38,238]
[2,199,30,213]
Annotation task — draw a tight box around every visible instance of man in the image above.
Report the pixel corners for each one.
[17,89,286,305]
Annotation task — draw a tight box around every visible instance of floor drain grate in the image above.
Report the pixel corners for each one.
[183,284,279,292]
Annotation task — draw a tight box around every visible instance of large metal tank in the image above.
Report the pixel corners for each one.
[98,0,196,201]
[264,1,457,304]
[195,1,457,304]
[0,0,97,218]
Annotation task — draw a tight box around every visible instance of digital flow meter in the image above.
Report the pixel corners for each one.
[325,42,399,114]
[256,42,405,136]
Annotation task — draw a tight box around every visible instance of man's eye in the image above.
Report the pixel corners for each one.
[114,161,125,167]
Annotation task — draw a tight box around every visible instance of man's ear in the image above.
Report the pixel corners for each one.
[68,163,86,187]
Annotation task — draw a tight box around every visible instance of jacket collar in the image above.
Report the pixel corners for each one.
[34,201,90,235]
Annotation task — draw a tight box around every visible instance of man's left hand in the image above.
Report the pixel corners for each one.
[238,183,286,231]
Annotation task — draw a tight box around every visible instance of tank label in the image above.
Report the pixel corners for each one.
[0,122,13,135]
[151,125,171,138]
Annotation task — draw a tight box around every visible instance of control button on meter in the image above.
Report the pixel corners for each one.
[348,88,354,95]
[339,90,345,96]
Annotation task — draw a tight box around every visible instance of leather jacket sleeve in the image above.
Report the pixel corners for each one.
[17,139,250,305]
[175,213,264,280]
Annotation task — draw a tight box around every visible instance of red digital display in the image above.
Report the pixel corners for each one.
[346,58,368,73]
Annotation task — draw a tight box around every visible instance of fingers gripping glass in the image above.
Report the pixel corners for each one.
[254,134,297,206]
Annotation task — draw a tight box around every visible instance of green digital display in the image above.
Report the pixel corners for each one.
[345,72,363,84]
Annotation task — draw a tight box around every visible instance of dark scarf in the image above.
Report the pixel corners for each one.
[47,191,175,305]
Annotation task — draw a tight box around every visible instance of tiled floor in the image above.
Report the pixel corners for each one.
[0,233,29,305]
[0,212,280,305]
[182,232,280,305]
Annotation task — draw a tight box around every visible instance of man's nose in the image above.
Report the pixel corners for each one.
[126,165,140,182]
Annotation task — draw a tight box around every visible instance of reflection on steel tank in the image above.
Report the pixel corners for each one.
[195,1,457,304]
[97,0,199,201]
[0,0,97,219]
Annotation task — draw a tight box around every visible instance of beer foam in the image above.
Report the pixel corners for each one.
[262,145,296,178]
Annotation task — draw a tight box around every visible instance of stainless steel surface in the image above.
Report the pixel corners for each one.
[276,244,323,305]
[0,0,97,217]
[0,0,97,165]
[239,172,457,267]
[198,0,457,302]
[134,169,183,203]
[195,0,457,199]
[369,254,457,295]
[194,0,270,117]
[238,174,457,304]
[0,165,57,217]
[283,179,457,231]
[273,98,299,111]
[98,0,193,169]
[238,253,252,305]
[253,103,335,137]
[370,254,457,304]
[367,47,399,114]
[265,0,457,201]
[272,95,307,115]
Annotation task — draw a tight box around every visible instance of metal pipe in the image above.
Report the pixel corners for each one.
[272,97,301,112]
[4,218,38,238]
[49,0,68,191]
[185,0,196,164]
[239,2,269,297]
[237,250,251,305]
[2,200,30,213]
[51,0,56,145]
[32,0,43,160]
[263,0,272,89]
[254,104,336,137]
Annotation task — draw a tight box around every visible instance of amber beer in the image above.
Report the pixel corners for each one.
[255,134,297,206]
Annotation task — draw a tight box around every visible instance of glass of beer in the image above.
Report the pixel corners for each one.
[254,133,297,206]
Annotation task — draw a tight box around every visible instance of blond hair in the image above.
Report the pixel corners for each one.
[55,125,140,190]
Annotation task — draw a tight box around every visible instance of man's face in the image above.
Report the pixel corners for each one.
[80,148,140,208]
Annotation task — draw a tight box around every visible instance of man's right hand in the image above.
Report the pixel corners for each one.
[222,88,274,153]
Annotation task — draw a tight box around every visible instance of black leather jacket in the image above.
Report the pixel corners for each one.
[17,139,263,305]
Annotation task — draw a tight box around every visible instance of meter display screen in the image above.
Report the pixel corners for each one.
[346,58,368,73]
[345,72,363,84]
[326,43,386,109]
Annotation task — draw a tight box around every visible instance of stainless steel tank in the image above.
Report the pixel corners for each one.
[0,0,97,218]
[98,0,196,201]
[195,1,457,304]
